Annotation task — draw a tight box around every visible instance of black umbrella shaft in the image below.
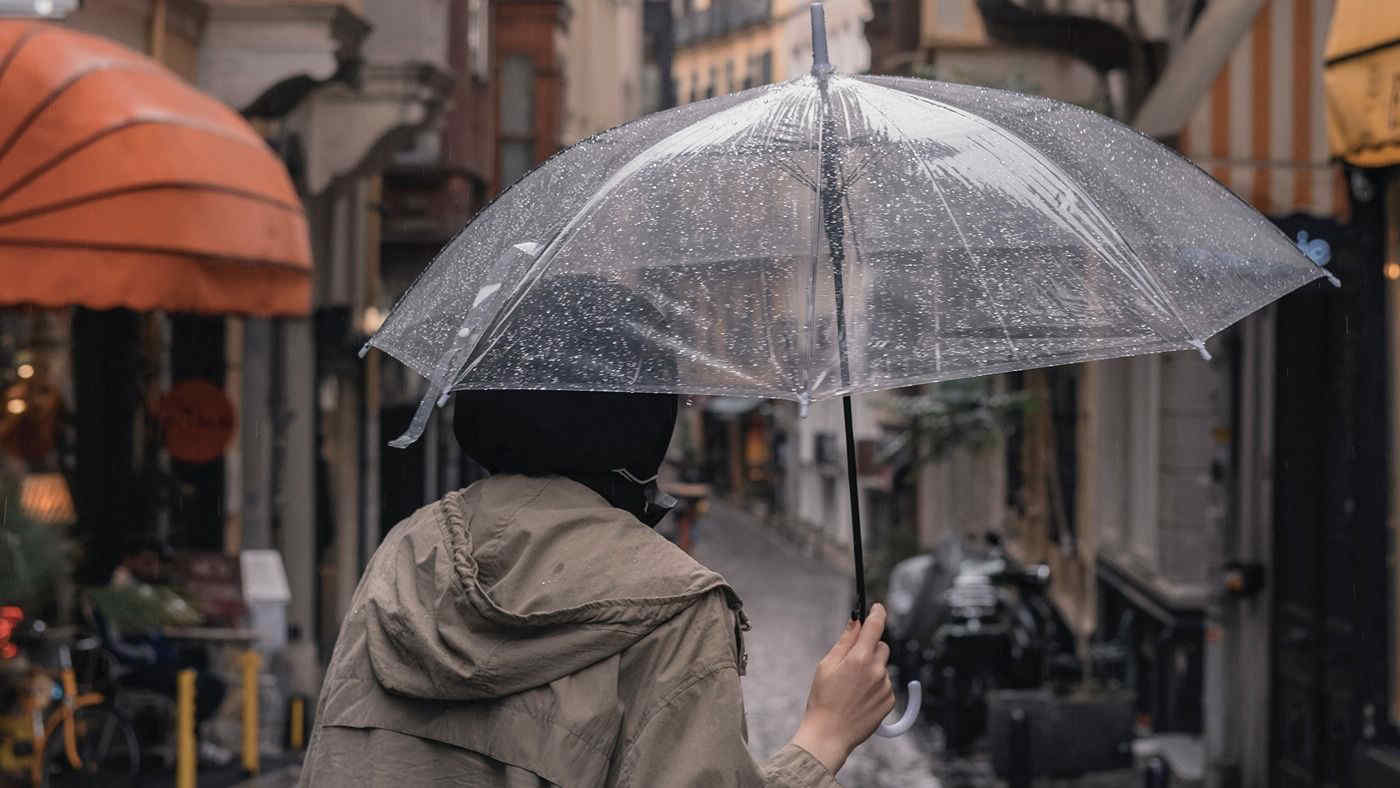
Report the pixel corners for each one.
[841,395,867,621]
[817,64,868,622]
[822,110,853,387]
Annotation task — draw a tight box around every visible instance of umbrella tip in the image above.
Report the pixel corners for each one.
[810,3,833,78]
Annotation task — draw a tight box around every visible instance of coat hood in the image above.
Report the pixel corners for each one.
[359,474,737,701]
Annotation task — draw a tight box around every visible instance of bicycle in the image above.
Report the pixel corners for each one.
[0,613,140,788]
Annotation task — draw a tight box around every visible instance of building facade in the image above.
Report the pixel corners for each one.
[673,0,775,102]
[862,1,1400,786]
[40,0,461,661]
[563,0,645,141]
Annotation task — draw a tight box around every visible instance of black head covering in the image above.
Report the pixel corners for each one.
[453,274,679,523]
[452,388,677,481]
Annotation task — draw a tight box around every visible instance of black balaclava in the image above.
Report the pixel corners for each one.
[452,274,679,526]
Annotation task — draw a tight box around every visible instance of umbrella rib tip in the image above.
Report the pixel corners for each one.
[1189,339,1212,362]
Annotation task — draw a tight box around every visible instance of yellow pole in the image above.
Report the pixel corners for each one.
[288,696,305,750]
[241,650,261,775]
[176,669,196,788]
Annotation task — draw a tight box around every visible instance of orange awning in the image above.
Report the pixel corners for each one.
[0,22,312,316]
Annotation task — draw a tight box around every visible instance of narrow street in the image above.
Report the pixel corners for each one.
[693,503,942,788]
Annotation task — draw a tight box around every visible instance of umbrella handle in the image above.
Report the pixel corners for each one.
[875,680,921,738]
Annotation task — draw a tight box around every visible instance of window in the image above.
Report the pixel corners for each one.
[707,66,717,98]
[499,54,534,187]
[1004,372,1025,512]
[747,51,774,87]
[1046,365,1078,548]
[1124,355,1159,562]
[689,72,699,103]
[641,64,661,114]
[938,0,967,31]
[725,60,735,93]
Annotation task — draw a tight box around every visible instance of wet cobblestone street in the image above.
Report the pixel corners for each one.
[693,503,942,788]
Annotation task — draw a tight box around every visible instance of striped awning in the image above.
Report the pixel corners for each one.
[1178,0,1346,219]
[0,22,312,316]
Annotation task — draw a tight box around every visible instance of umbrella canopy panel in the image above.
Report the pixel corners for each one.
[370,72,1327,439]
[0,23,312,316]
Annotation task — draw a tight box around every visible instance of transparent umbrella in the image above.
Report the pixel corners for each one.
[367,4,1332,730]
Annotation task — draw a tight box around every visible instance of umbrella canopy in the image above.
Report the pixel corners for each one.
[0,22,312,316]
[370,56,1329,444]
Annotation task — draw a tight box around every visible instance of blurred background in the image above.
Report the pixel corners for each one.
[0,1,1397,786]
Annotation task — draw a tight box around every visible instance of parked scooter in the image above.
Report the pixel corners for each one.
[884,533,1081,753]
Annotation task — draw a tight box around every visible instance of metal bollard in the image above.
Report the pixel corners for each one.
[1007,707,1032,788]
[1143,755,1171,788]
[288,695,307,751]
[241,650,261,775]
[177,668,197,788]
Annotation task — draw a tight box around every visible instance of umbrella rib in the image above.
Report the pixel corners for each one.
[774,159,819,192]
[859,78,1202,350]
[454,101,782,387]
[386,89,793,447]
[857,96,1021,360]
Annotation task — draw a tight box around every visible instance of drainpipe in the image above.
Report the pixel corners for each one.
[1132,0,1265,138]
[1127,6,1266,788]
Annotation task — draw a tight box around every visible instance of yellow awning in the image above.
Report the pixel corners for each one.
[1324,0,1400,167]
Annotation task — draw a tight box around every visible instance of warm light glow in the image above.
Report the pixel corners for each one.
[1386,262,1400,281]
[16,363,33,379]
[361,306,386,335]
[19,473,76,525]
[5,398,25,415]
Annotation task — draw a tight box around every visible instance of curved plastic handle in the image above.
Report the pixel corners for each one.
[875,680,921,737]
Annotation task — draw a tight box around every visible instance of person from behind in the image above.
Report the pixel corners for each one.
[301,277,895,786]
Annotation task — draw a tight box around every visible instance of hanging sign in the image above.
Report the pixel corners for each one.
[157,380,235,464]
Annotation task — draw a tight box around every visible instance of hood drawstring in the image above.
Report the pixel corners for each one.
[730,600,751,676]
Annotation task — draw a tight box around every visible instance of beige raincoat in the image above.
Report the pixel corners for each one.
[300,474,839,787]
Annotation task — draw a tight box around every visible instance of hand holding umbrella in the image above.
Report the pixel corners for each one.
[794,603,904,770]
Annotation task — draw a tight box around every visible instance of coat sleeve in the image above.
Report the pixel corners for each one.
[614,661,840,788]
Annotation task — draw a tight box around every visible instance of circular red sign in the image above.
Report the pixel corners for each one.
[158,380,235,464]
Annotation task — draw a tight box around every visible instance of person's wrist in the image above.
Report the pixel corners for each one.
[791,719,849,775]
